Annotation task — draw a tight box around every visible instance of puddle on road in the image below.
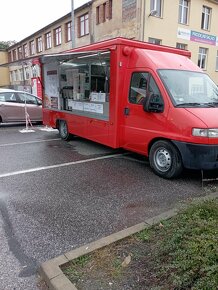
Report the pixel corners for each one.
[47,138,114,156]
[70,140,114,156]
[0,191,9,201]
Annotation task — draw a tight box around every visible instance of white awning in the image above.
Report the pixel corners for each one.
[0,50,110,67]
[41,50,110,64]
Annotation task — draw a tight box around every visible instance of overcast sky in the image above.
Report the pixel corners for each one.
[0,0,89,42]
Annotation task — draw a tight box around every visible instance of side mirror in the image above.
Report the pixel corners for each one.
[143,94,164,113]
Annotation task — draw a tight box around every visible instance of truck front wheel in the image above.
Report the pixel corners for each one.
[59,120,71,141]
[149,140,183,179]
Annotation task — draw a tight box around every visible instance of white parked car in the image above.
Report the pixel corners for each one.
[0,89,42,124]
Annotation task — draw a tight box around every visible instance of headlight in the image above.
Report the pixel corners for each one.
[192,128,218,138]
[208,129,218,138]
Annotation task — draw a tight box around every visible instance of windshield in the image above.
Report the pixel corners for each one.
[158,70,218,108]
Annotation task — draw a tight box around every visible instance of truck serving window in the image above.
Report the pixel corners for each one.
[43,51,110,121]
[158,70,218,108]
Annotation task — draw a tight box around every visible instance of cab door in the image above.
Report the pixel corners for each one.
[121,69,168,156]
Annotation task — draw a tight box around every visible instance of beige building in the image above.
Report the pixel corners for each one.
[0,50,9,87]
[138,0,218,84]
[89,0,218,84]
[3,0,218,92]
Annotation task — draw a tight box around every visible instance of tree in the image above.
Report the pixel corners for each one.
[0,40,17,49]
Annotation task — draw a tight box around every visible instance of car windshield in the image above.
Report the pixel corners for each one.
[158,70,218,108]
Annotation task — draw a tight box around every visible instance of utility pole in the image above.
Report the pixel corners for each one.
[71,0,75,48]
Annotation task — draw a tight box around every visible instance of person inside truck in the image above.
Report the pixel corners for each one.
[136,91,146,104]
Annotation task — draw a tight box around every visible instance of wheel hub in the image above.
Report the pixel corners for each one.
[155,148,172,172]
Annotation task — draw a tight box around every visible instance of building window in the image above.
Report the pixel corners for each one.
[198,47,208,69]
[32,65,40,77]
[103,3,106,22]
[201,6,211,30]
[96,1,112,25]
[17,47,23,59]
[216,51,218,71]
[150,0,163,17]
[45,32,52,49]
[109,0,113,19]
[178,0,189,24]
[9,72,13,83]
[24,67,30,80]
[36,37,43,52]
[8,51,12,62]
[17,70,21,81]
[65,22,72,42]
[12,71,16,82]
[23,44,28,57]
[78,13,89,37]
[176,43,187,50]
[148,37,162,45]
[54,27,62,46]
[12,49,17,61]
[19,69,23,81]
[15,70,19,81]
[96,6,100,24]
[30,40,35,55]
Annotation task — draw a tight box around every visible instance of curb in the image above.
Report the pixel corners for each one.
[39,192,218,290]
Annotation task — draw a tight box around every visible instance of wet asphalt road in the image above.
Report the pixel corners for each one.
[0,124,210,290]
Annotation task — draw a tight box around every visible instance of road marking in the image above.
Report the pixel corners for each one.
[0,153,124,179]
[0,138,61,147]
[19,129,35,133]
[38,127,58,132]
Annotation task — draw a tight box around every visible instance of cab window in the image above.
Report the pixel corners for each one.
[129,72,163,105]
[149,75,161,96]
[129,72,149,104]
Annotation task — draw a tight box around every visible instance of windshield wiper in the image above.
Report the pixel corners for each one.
[176,102,206,107]
[176,102,217,108]
[208,102,218,107]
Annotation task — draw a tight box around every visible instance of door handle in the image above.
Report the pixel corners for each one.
[124,107,130,115]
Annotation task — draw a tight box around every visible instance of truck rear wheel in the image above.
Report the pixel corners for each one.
[149,140,183,179]
[59,120,71,141]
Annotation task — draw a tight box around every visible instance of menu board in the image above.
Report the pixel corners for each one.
[67,100,104,114]
[43,62,59,109]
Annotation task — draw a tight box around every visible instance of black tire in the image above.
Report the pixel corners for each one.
[149,140,183,179]
[59,120,71,141]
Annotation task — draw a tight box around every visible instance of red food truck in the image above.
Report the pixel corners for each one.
[41,37,218,178]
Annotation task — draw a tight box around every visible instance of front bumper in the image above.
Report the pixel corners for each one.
[172,141,218,170]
